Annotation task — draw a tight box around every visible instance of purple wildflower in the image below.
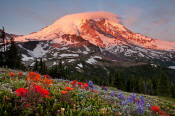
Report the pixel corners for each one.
[88,81,94,89]
[121,100,128,105]
[104,86,108,91]
[138,96,145,105]
[117,92,125,101]
[137,104,144,114]
[111,91,116,97]
[131,93,136,102]
[127,96,133,103]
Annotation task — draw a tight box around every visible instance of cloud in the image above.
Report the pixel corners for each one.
[121,7,141,27]
[123,14,139,27]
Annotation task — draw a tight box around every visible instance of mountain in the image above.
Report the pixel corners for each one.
[5,11,175,69]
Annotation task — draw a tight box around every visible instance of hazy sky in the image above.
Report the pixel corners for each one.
[0,0,175,41]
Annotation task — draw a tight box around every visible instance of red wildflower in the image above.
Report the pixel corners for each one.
[150,106,161,113]
[73,80,77,83]
[16,88,29,97]
[70,80,77,86]
[33,85,50,98]
[18,72,23,76]
[78,82,82,86]
[25,103,29,107]
[65,87,73,91]
[43,75,50,78]
[81,84,88,89]
[27,72,41,82]
[60,90,68,94]
[9,72,15,76]
[43,77,53,87]
[159,111,169,116]
[45,95,50,99]
[41,89,49,96]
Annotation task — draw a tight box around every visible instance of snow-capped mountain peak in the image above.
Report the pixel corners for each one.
[15,11,122,42]
[15,11,175,50]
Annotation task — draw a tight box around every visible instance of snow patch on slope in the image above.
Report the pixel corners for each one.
[86,58,97,64]
[29,43,48,58]
[86,56,102,64]
[168,66,175,69]
[22,54,33,61]
[68,59,76,62]
[59,54,79,57]
[77,63,83,68]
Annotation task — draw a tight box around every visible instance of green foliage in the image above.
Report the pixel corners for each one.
[157,72,171,97]
[11,79,27,90]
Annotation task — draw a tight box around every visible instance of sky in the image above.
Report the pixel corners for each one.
[0,0,175,41]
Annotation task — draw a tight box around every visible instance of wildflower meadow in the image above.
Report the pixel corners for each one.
[0,68,175,116]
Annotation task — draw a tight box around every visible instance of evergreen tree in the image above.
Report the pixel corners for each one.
[5,37,22,69]
[126,79,131,92]
[33,58,38,71]
[0,26,6,67]
[130,76,136,92]
[36,58,48,74]
[137,79,144,93]
[0,26,6,52]
[38,58,43,73]
[151,76,159,95]
[113,69,125,90]
[157,72,171,97]
[170,83,175,98]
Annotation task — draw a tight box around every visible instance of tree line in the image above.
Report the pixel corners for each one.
[32,60,175,98]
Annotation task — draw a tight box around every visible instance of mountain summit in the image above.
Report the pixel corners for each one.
[11,11,175,67]
[15,11,175,50]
